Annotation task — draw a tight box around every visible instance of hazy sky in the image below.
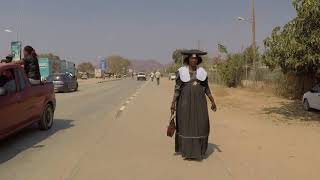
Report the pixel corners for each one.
[0,0,296,64]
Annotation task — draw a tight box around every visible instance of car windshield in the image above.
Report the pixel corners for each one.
[138,73,145,75]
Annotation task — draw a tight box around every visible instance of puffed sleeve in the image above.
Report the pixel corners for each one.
[172,71,182,102]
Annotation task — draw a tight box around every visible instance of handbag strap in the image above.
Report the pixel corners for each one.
[169,113,176,123]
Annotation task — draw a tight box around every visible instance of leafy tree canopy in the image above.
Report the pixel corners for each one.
[263,0,320,75]
[77,62,95,73]
[107,55,130,74]
[172,49,186,65]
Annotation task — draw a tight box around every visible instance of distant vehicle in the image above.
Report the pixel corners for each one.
[81,74,88,80]
[95,69,104,78]
[0,63,56,140]
[303,84,320,111]
[114,74,121,78]
[137,72,147,81]
[168,73,176,80]
[47,73,78,93]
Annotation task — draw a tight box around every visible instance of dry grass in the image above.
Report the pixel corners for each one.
[211,84,320,124]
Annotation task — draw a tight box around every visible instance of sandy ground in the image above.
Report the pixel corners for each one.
[70,79,320,180]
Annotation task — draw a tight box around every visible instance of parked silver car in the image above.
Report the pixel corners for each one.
[48,73,78,93]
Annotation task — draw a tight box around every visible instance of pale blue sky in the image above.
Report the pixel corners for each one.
[0,0,296,64]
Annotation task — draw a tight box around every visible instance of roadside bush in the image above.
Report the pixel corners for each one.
[273,72,315,99]
[217,54,245,87]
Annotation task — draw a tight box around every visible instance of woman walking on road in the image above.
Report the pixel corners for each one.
[170,49,217,160]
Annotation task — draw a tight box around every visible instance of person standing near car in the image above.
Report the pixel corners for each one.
[170,49,217,160]
[155,70,161,85]
[15,46,41,85]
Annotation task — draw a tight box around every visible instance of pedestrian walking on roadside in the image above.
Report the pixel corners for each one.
[170,49,217,160]
[15,46,41,85]
[150,72,155,82]
[155,70,161,85]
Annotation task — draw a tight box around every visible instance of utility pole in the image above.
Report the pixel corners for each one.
[197,40,200,50]
[252,0,257,68]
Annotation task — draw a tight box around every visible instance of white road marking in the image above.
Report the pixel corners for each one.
[116,81,148,117]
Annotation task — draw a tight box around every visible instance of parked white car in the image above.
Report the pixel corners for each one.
[168,73,176,80]
[303,84,320,111]
[137,72,147,81]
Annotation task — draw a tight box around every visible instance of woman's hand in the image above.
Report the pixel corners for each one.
[211,103,217,112]
[170,102,176,115]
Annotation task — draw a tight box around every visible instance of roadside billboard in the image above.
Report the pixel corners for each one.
[99,58,108,71]
[60,60,67,73]
[11,41,22,61]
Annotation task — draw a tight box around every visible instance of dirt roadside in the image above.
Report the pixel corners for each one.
[70,79,320,180]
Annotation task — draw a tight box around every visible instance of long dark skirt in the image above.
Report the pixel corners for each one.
[175,80,210,159]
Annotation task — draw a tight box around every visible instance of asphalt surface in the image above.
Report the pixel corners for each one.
[0,78,144,180]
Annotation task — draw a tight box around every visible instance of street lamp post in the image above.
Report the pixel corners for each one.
[237,0,257,68]
[252,0,256,68]
[2,27,19,41]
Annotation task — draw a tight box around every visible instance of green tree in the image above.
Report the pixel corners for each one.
[166,64,179,73]
[172,49,186,65]
[263,0,320,97]
[217,53,245,87]
[77,62,95,73]
[243,45,260,66]
[107,55,131,74]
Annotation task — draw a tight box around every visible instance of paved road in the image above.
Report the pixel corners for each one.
[0,79,144,180]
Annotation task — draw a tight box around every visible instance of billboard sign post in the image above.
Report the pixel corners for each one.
[11,41,22,61]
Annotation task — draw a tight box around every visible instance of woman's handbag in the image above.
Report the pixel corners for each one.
[167,114,176,137]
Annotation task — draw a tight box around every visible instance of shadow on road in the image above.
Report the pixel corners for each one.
[0,119,74,164]
[204,143,222,159]
[261,101,320,122]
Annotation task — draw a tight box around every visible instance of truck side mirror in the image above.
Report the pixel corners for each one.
[0,87,8,96]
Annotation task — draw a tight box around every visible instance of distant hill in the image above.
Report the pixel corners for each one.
[129,60,164,72]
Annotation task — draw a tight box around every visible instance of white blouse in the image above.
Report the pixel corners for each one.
[178,66,208,83]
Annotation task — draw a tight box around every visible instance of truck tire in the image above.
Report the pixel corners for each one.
[39,104,54,130]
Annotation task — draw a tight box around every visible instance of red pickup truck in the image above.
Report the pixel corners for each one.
[0,63,56,140]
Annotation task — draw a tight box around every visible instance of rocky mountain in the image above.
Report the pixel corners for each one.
[129,60,164,72]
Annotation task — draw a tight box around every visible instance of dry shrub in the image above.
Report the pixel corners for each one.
[273,73,315,99]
